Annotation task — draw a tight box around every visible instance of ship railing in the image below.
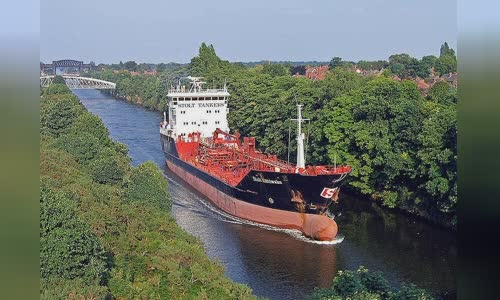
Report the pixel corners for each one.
[321,165,352,174]
[167,88,228,94]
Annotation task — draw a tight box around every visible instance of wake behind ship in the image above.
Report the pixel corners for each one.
[160,77,351,240]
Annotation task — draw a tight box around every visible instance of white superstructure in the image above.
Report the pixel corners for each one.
[161,77,230,139]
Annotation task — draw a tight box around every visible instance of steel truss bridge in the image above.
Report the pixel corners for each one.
[40,75,116,90]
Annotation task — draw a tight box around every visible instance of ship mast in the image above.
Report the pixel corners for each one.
[293,104,309,170]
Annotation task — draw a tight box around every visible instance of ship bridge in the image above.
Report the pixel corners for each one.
[166,77,230,139]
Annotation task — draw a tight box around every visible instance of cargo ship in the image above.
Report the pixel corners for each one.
[160,77,351,240]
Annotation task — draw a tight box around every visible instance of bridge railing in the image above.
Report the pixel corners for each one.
[40,75,116,90]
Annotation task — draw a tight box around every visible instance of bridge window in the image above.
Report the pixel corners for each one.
[185,97,190,101]
[198,97,204,101]
[179,97,184,101]
[192,97,198,101]
[218,97,224,100]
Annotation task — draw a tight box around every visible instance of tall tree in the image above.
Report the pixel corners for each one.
[434,55,457,76]
[124,61,138,71]
[329,57,343,69]
[440,42,455,57]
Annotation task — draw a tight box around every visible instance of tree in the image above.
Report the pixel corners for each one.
[419,55,437,78]
[70,112,112,146]
[428,81,456,105]
[388,54,422,78]
[440,42,455,57]
[52,75,66,84]
[125,161,171,210]
[40,93,83,137]
[390,63,405,77]
[89,153,126,184]
[262,63,290,76]
[329,56,344,69]
[156,63,167,73]
[56,132,102,164]
[312,267,433,300]
[43,83,70,95]
[189,43,224,76]
[291,65,306,75]
[434,55,457,76]
[124,61,138,71]
[40,182,107,284]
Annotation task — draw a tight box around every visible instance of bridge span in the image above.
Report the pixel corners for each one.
[40,75,116,90]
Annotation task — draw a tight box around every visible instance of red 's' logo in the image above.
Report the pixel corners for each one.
[320,187,338,198]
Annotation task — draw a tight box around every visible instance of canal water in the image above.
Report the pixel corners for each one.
[75,90,456,299]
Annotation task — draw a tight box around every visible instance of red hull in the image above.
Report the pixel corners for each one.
[168,161,338,241]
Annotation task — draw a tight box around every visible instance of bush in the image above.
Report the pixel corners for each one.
[125,161,171,210]
[40,277,108,300]
[89,151,126,184]
[312,267,433,300]
[52,75,66,85]
[40,94,83,137]
[70,112,112,146]
[42,83,70,95]
[55,132,102,164]
[40,182,108,284]
[391,283,433,300]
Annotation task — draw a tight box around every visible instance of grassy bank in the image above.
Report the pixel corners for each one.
[40,83,256,299]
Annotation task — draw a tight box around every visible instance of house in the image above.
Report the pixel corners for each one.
[305,65,329,80]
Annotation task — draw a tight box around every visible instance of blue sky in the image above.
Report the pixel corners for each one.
[40,0,458,63]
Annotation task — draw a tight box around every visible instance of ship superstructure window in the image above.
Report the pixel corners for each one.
[183,122,188,125]
[191,122,196,125]
[215,121,220,125]
[202,121,207,125]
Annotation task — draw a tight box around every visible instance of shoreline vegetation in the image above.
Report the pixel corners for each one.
[39,83,437,298]
[40,83,257,299]
[86,42,457,230]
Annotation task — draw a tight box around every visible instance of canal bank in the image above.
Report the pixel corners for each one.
[75,89,456,299]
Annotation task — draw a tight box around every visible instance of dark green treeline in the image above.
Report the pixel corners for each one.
[87,43,457,228]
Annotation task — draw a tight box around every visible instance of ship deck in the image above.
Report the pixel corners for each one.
[175,131,351,187]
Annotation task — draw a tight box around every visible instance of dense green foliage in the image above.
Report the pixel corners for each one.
[40,182,108,284]
[312,267,433,300]
[125,161,171,210]
[86,43,457,227]
[40,86,256,298]
[52,75,66,84]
